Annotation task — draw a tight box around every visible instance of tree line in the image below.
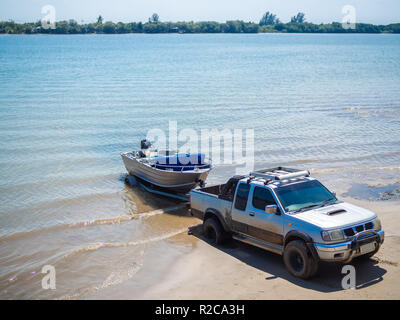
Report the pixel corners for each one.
[1,12,399,34]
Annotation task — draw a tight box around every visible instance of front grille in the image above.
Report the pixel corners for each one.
[355,225,364,233]
[343,228,355,237]
[365,222,373,230]
[342,221,374,238]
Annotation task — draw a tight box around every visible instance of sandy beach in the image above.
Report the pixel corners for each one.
[86,196,400,300]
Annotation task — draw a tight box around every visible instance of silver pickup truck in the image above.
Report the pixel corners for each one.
[189,167,384,279]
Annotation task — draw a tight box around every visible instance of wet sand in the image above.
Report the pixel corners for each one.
[86,197,400,300]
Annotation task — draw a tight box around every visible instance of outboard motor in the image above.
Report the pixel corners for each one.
[140,139,152,150]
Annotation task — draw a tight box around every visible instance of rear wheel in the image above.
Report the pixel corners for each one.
[283,240,319,279]
[203,217,227,245]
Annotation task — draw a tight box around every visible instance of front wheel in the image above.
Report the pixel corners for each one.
[283,240,319,279]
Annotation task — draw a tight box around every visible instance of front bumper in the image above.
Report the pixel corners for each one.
[314,230,384,262]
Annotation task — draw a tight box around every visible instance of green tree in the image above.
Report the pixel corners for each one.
[116,22,129,33]
[149,13,159,23]
[384,23,400,33]
[259,11,280,26]
[197,21,220,33]
[242,22,259,33]
[274,23,286,32]
[68,19,81,34]
[1,13,399,35]
[86,23,96,33]
[175,21,195,33]
[291,12,306,23]
[127,22,139,33]
[95,23,103,33]
[55,20,68,34]
[103,21,116,33]
[24,25,32,34]
[222,20,241,33]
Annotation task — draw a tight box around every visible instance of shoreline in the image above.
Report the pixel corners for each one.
[1,32,399,36]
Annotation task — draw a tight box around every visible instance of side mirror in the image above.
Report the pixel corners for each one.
[331,190,336,197]
[265,205,277,214]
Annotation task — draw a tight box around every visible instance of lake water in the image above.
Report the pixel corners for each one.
[1,34,400,299]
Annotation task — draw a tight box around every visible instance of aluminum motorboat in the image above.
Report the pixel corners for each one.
[121,140,212,194]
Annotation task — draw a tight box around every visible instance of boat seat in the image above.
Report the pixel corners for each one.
[150,153,205,165]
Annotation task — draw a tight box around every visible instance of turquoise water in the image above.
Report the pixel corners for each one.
[1,34,400,298]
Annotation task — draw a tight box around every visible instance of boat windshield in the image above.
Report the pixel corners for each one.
[275,180,337,213]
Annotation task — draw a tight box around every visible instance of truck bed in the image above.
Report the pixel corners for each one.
[190,183,232,220]
[195,184,226,196]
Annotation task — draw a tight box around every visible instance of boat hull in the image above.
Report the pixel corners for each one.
[121,153,211,194]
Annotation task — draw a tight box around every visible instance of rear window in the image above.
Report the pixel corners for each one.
[234,183,250,211]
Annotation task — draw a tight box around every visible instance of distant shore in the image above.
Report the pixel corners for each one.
[2,32,400,36]
[1,20,400,35]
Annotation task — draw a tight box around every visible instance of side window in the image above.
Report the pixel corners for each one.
[252,187,277,211]
[234,183,251,211]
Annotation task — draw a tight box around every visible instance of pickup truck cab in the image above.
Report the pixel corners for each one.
[189,167,384,279]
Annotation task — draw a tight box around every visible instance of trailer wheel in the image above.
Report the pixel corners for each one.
[283,240,318,279]
[203,217,226,245]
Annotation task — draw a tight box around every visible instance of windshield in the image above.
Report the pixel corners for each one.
[275,180,336,213]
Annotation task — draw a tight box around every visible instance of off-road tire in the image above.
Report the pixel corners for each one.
[283,240,319,279]
[203,217,227,245]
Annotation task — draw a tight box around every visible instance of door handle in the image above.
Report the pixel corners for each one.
[249,212,255,217]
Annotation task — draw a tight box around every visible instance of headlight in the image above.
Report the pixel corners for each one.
[321,229,345,241]
[373,218,382,231]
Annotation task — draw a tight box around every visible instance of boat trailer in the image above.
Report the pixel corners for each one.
[125,175,190,202]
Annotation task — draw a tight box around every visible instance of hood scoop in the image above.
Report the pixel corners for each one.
[326,209,347,215]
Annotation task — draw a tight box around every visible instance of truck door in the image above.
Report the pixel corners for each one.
[230,182,251,234]
[246,186,284,245]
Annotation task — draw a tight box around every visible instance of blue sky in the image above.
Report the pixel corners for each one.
[1,0,399,24]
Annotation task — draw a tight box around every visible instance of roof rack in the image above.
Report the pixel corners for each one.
[250,167,310,181]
